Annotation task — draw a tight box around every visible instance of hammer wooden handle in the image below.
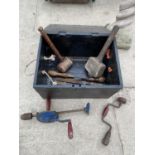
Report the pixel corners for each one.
[97,26,119,62]
[48,70,74,78]
[38,27,64,61]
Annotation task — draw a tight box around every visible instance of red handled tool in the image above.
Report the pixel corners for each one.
[101,97,127,145]
[21,98,90,139]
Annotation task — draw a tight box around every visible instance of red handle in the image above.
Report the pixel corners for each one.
[46,96,51,111]
[102,105,109,120]
[68,120,73,139]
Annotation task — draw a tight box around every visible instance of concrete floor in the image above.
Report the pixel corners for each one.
[19,0,135,155]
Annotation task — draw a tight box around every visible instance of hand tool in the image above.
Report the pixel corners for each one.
[48,70,105,83]
[41,70,57,85]
[48,70,74,78]
[21,102,89,138]
[101,97,127,146]
[20,103,90,122]
[56,76,105,85]
[85,26,119,78]
[38,27,73,73]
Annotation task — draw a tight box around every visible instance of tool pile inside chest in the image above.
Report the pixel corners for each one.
[33,25,123,99]
[21,24,125,145]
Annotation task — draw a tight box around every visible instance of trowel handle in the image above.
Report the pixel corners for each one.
[97,26,119,62]
[38,27,64,61]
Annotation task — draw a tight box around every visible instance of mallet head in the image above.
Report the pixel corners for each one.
[57,57,73,73]
[85,57,106,78]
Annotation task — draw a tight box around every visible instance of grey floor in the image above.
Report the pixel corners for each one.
[19,0,135,155]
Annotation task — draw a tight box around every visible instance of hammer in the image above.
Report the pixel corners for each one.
[38,27,73,73]
[85,26,119,78]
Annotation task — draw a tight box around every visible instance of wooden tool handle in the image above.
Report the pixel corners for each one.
[48,70,74,78]
[57,78,81,84]
[97,26,119,62]
[38,27,64,61]
[87,77,105,83]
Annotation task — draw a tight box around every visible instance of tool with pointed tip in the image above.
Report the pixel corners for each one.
[21,103,90,122]
[101,97,127,146]
[85,26,119,78]
[38,26,73,73]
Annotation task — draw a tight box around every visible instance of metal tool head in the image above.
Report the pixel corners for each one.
[57,57,73,73]
[84,103,90,114]
[85,57,106,78]
[21,113,33,120]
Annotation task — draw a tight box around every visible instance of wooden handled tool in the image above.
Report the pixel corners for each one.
[85,26,119,78]
[48,70,74,78]
[57,77,105,84]
[38,27,73,73]
[47,70,105,84]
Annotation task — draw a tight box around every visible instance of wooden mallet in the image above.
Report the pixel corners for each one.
[38,27,73,73]
[85,26,119,78]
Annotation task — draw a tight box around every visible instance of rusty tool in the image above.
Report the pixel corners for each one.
[38,27,73,73]
[85,26,119,78]
[101,97,127,146]
[48,71,105,83]
[48,70,74,78]
[56,76,105,84]
[21,102,90,140]
[21,103,90,121]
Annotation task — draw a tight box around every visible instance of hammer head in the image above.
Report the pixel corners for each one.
[85,57,106,78]
[57,57,73,73]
